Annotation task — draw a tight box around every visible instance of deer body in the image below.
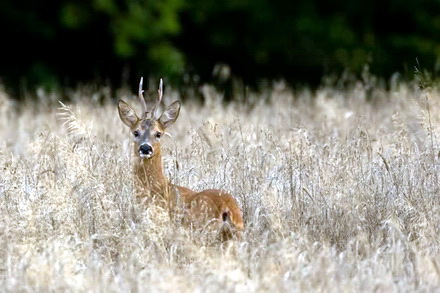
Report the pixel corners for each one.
[119,78,243,240]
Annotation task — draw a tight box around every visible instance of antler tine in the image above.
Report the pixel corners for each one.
[138,77,148,118]
[152,78,163,118]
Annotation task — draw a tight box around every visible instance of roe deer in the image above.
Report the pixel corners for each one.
[118,78,244,240]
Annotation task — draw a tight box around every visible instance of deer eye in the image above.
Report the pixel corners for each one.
[133,130,140,137]
[155,132,162,139]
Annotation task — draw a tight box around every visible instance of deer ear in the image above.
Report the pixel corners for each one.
[159,101,181,128]
[118,100,139,128]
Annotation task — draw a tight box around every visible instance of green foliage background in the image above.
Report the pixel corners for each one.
[0,0,439,90]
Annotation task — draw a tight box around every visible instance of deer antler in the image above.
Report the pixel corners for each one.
[152,78,163,119]
[138,77,148,118]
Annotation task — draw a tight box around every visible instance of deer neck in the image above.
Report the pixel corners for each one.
[133,146,172,203]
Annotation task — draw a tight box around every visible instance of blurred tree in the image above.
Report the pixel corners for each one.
[178,0,440,86]
[0,0,439,94]
[0,0,185,92]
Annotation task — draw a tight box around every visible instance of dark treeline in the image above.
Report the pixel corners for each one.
[0,0,439,94]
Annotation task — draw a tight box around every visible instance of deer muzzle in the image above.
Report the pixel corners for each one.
[139,144,153,158]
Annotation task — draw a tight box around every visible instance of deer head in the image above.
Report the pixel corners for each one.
[118,78,181,159]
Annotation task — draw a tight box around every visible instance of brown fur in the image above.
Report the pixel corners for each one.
[118,93,244,241]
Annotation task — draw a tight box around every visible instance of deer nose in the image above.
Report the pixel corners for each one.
[139,144,153,155]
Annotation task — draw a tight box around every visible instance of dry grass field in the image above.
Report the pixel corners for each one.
[1,78,440,292]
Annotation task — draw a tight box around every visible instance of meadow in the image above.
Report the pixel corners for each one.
[0,78,440,291]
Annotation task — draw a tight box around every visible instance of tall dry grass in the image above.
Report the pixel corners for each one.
[0,79,440,291]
